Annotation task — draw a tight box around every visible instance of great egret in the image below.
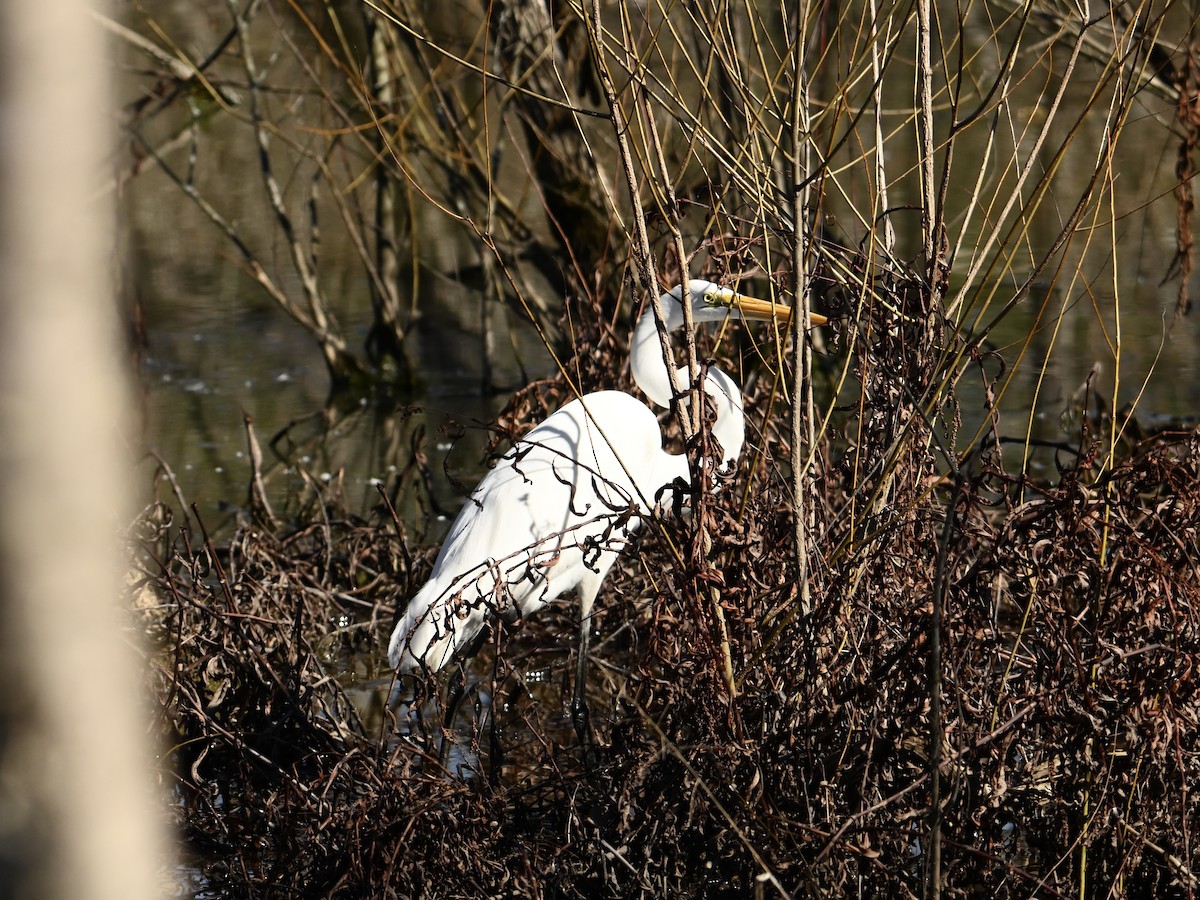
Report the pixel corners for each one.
[388,280,824,734]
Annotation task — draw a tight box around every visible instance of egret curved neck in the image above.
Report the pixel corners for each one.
[630,298,745,470]
[631,306,682,409]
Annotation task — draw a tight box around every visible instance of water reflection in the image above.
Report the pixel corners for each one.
[138,299,525,529]
[138,276,1200,524]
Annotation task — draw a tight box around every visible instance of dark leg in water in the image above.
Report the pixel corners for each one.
[437,625,490,768]
[571,587,598,767]
[438,662,468,768]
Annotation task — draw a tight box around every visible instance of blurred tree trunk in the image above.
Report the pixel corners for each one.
[0,1,167,898]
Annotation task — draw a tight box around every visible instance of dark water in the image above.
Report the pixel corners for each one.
[133,266,1200,522]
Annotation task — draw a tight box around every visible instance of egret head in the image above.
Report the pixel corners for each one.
[670,279,828,327]
[633,280,827,410]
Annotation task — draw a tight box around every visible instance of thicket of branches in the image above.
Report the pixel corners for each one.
[118,0,1200,896]
[137,331,1200,897]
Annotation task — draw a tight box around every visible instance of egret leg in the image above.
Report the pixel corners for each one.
[436,624,490,769]
[438,661,468,768]
[571,586,597,754]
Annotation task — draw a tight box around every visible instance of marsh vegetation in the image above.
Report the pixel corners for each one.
[117,0,1200,895]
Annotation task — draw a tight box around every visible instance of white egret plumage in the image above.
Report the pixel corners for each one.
[388,280,825,734]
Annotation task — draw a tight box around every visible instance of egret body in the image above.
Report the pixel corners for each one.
[388,281,822,728]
